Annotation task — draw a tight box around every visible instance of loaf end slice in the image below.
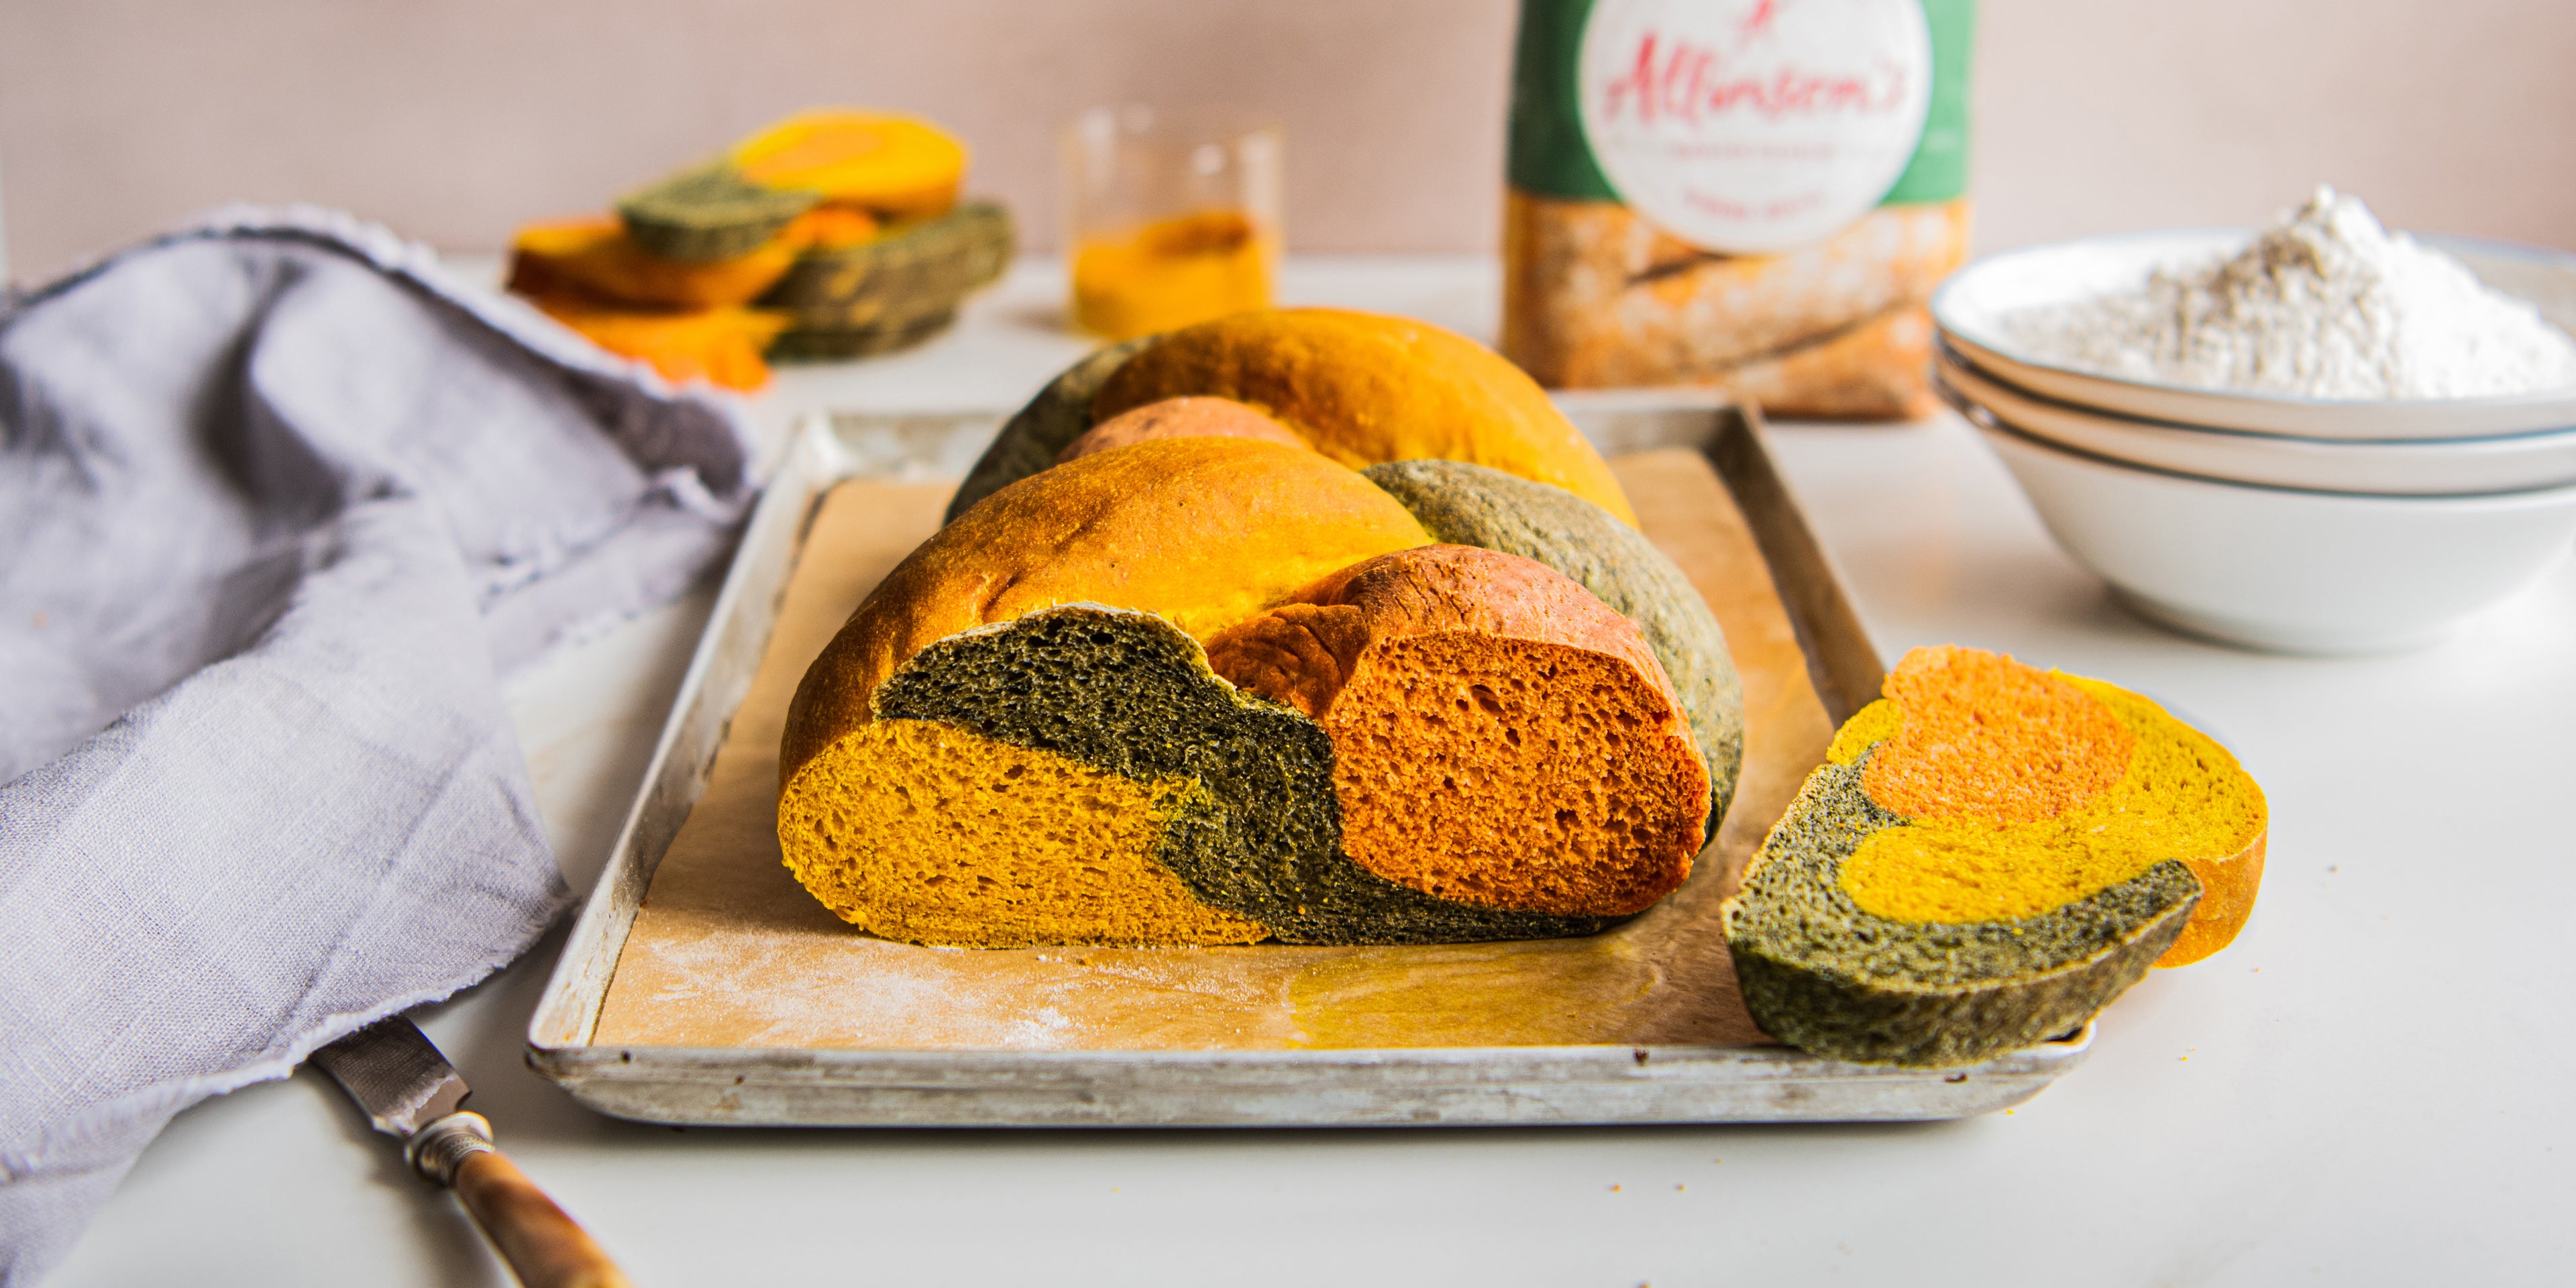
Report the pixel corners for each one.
[1721,645,2265,1067]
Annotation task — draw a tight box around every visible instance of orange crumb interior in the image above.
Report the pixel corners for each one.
[1860,645,2135,823]
[1324,631,1704,917]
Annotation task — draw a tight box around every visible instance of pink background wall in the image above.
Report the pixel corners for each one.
[4,0,2573,282]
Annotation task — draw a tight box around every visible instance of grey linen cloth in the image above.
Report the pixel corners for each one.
[0,207,757,1282]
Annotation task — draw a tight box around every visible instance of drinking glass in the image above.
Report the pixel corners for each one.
[1061,106,1282,340]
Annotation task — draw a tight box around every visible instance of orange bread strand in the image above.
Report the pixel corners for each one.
[780,204,883,251]
[2157,831,2265,968]
[1861,644,2135,824]
[1054,396,1308,464]
[1207,545,1708,916]
[529,296,787,392]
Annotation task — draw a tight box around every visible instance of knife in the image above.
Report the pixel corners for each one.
[311,1016,632,1288]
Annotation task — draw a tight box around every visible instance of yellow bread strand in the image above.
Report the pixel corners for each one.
[1825,697,1902,767]
[779,720,1267,948]
[1091,308,1638,525]
[1836,678,2266,929]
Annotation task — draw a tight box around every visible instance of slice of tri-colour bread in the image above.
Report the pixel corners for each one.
[1720,646,2267,1067]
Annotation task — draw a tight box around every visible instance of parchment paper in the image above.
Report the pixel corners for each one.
[592,450,1835,1051]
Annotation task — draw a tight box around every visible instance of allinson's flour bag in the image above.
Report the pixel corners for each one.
[1504,0,1976,417]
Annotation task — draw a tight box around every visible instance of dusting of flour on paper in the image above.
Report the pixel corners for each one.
[2001,186,2576,400]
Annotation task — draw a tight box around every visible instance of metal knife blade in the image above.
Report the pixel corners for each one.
[309,1014,633,1287]
[311,1016,471,1138]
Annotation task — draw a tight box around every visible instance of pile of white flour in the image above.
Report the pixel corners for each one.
[2000,186,2576,400]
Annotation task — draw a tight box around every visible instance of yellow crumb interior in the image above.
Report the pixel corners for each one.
[1837,678,2266,924]
[1826,698,1903,767]
[777,719,1269,947]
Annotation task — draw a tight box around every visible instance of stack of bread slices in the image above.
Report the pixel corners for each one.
[507,108,1012,391]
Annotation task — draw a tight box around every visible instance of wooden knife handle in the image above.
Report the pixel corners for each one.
[413,1113,632,1288]
[453,1150,633,1288]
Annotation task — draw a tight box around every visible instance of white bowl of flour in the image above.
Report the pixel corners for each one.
[1932,341,2576,496]
[1933,189,2576,441]
[1973,421,2576,654]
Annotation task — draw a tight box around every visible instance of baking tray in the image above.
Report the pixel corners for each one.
[527,396,2091,1126]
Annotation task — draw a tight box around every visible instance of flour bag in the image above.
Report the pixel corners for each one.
[1504,0,1976,417]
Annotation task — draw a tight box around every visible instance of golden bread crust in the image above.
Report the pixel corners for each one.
[1054,396,1309,464]
[1092,309,1639,523]
[2157,831,2266,967]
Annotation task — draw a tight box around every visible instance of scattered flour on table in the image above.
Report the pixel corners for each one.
[2000,186,2576,400]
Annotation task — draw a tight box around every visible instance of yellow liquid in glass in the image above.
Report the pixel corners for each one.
[1071,209,1274,340]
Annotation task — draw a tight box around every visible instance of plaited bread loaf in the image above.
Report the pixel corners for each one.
[1721,646,2267,1067]
[777,437,1717,947]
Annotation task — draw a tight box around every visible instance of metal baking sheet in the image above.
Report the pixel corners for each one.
[527,398,2090,1126]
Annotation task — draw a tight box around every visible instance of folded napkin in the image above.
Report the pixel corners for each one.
[0,207,757,1283]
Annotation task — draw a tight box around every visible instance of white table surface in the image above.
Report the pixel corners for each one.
[50,257,2576,1286]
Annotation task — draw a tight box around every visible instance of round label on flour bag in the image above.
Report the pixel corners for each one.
[1576,0,1934,254]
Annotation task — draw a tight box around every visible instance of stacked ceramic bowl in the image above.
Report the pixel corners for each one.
[1930,231,2576,654]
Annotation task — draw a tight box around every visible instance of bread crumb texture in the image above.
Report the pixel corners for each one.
[1833,646,2267,963]
[778,718,1267,947]
[786,604,1631,947]
[1360,458,1744,843]
[1092,308,1639,523]
[1208,545,1707,916]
